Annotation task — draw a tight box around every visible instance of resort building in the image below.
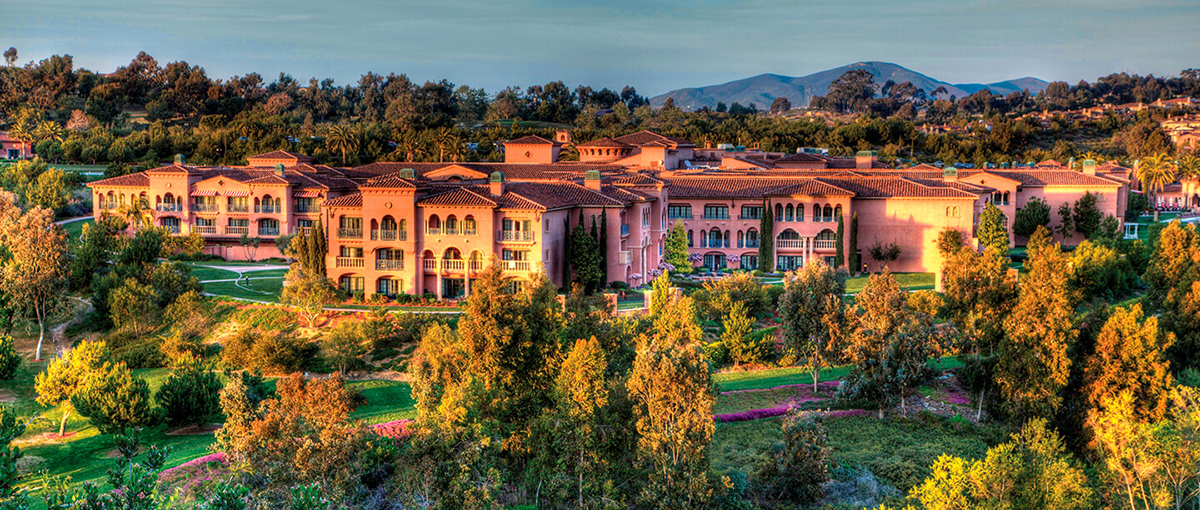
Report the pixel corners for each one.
[87,131,1130,299]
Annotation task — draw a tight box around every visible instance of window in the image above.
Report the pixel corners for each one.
[340,246,363,258]
[797,204,805,222]
[687,230,694,247]
[227,196,249,212]
[377,278,403,297]
[298,219,313,228]
[777,255,803,271]
[834,205,842,219]
[741,254,758,270]
[703,205,729,220]
[295,197,317,213]
[785,204,794,222]
[746,229,760,248]
[668,204,692,219]
[196,218,215,227]
[227,219,249,227]
[823,205,833,222]
[812,204,822,222]
[775,203,783,221]
[740,205,763,220]
[340,217,363,229]
[737,230,744,248]
[339,276,364,293]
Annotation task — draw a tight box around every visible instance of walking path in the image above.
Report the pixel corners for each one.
[49,297,93,359]
[194,264,290,274]
[53,216,92,225]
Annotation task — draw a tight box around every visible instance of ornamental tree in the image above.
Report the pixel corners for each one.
[1012,196,1051,238]
[779,261,846,392]
[665,221,691,274]
[977,202,1009,252]
[35,340,110,436]
[71,361,157,434]
[0,197,67,361]
[156,359,223,428]
[1081,304,1173,423]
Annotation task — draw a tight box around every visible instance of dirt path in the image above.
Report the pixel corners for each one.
[50,297,93,358]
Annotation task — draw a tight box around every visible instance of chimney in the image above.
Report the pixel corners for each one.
[275,163,285,177]
[174,154,186,166]
[584,170,602,191]
[556,129,572,144]
[1082,159,1097,175]
[399,168,415,179]
[489,171,504,196]
[943,166,959,182]
[705,140,712,149]
[855,150,878,169]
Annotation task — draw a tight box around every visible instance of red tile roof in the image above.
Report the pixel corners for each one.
[417,188,497,207]
[504,182,627,209]
[664,177,854,198]
[814,177,979,199]
[504,135,557,145]
[613,131,695,147]
[362,174,418,189]
[324,193,362,208]
[247,150,312,161]
[962,170,1123,187]
[89,172,150,187]
[576,137,632,148]
[611,174,664,185]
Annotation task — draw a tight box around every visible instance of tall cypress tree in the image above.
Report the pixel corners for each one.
[835,214,845,269]
[848,212,859,274]
[311,217,327,276]
[759,198,774,273]
[562,217,571,289]
[293,227,310,273]
[598,208,608,287]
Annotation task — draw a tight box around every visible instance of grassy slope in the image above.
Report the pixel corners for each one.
[714,357,963,393]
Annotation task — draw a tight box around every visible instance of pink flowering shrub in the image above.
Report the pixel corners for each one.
[370,419,414,439]
[714,406,790,423]
[158,452,231,501]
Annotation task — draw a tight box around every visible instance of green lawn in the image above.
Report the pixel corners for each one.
[188,266,241,282]
[348,379,417,424]
[59,218,93,245]
[845,272,935,294]
[202,278,284,302]
[714,357,961,393]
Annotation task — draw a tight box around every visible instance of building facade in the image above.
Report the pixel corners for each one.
[87,132,1131,299]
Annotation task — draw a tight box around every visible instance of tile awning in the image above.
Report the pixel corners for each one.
[224,191,250,197]
[190,190,219,196]
[293,191,322,198]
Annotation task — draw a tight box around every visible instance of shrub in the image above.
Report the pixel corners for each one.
[71,362,158,434]
[157,360,223,428]
[0,335,20,380]
[222,328,317,374]
[693,273,771,320]
[704,341,729,366]
[754,409,832,504]
[232,307,298,332]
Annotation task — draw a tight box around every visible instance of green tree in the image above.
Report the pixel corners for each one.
[722,302,764,365]
[35,340,110,436]
[1138,153,1176,217]
[0,335,20,381]
[26,167,71,213]
[848,211,859,273]
[1143,221,1200,371]
[326,124,359,165]
[156,359,222,428]
[648,272,673,318]
[72,361,156,434]
[1055,202,1074,241]
[0,405,26,499]
[108,277,159,335]
[755,409,831,504]
[1073,191,1103,239]
[840,269,939,416]
[598,209,608,285]
[1082,305,1173,423]
[569,211,602,293]
[321,319,366,373]
[977,202,1009,251]
[280,269,336,327]
[628,339,715,509]
[759,197,774,273]
[779,261,846,391]
[941,246,1016,357]
[665,221,691,274]
[835,213,845,268]
[997,234,1076,420]
[1072,240,1135,299]
[0,201,67,360]
[1012,196,1051,238]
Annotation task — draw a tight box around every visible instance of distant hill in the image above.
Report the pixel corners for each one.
[650,62,1049,111]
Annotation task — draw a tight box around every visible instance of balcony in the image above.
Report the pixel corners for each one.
[667,214,693,220]
[338,228,363,239]
[225,226,249,236]
[738,214,763,221]
[426,228,442,236]
[469,260,484,272]
[165,226,180,234]
[815,240,836,250]
[336,257,364,268]
[193,204,219,213]
[227,204,249,213]
[194,225,217,234]
[443,260,465,272]
[156,204,182,212]
[371,229,407,241]
[501,260,532,272]
[376,259,404,271]
[499,230,534,242]
[777,239,804,249]
[621,224,629,236]
[259,228,279,237]
[255,205,280,214]
[617,251,631,265]
[463,228,477,236]
[702,214,730,220]
[295,206,317,214]
[445,228,459,236]
[745,240,760,248]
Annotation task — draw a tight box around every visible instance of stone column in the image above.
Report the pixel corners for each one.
[463,268,471,298]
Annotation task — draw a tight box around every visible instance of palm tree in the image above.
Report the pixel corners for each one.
[326,124,358,165]
[118,196,155,229]
[35,121,65,144]
[433,127,455,163]
[1139,153,1177,220]
[1176,153,1200,209]
[7,122,33,159]
[394,132,422,162]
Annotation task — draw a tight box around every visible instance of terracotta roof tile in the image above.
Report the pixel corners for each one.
[418,188,497,207]
[504,135,557,145]
[664,177,854,198]
[324,193,362,208]
[613,131,695,147]
[576,137,632,148]
[504,182,626,209]
[814,177,979,198]
[961,170,1123,187]
[611,174,664,185]
[89,172,150,187]
[362,174,418,189]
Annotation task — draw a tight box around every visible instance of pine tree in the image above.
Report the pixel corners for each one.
[1082,304,1173,422]
[310,218,327,275]
[759,198,774,273]
[849,212,859,274]
[665,221,691,274]
[571,214,603,293]
[978,202,1010,252]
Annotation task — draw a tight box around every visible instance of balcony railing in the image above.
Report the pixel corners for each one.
[423,259,437,270]
[164,226,180,234]
[338,228,363,239]
[777,239,804,249]
[156,204,182,212]
[375,259,404,271]
[499,230,534,242]
[255,205,280,214]
[738,213,763,220]
[617,251,631,265]
[295,206,317,213]
[469,260,484,272]
[501,260,532,272]
[667,214,693,220]
[194,225,217,234]
[445,228,459,236]
[745,240,760,248]
[193,204,219,213]
[815,240,836,250]
[702,214,730,220]
[621,224,630,236]
[443,260,465,272]
[426,228,442,236]
[225,226,249,236]
[463,228,477,236]
[227,204,249,213]
[371,229,406,241]
[259,228,279,237]
[336,257,364,268]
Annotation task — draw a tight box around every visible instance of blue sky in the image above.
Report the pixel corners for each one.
[3,0,1197,96]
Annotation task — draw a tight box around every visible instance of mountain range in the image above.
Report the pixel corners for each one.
[649,61,1049,111]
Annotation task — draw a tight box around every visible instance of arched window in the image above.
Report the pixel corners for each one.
[687,230,694,247]
[464,215,477,235]
[834,205,842,219]
[797,204,805,222]
[399,219,408,236]
[445,215,458,234]
[785,204,794,222]
[443,247,462,260]
[953,206,960,217]
[381,216,397,230]
[823,205,833,222]
[709,228,722,248]
[946,206,953,217]
[775,203,783,221]
[737,230,744,248]
[746,228,759,247]
[813,204,821,222]
[428,215,441,234]
[1002,192,1010,205]
[724,230,731,248]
